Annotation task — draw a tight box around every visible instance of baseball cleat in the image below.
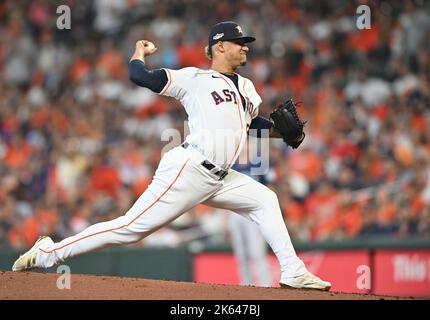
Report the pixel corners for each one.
[12,236,53,272]
[280,271,332,291]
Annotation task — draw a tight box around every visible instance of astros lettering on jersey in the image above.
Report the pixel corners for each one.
[160,67,261,169]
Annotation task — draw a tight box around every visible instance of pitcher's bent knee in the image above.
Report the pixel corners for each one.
[259,188,280,208]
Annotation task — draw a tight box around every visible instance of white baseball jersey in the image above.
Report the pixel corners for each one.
[30,63,308,285]
[159,67,262,170]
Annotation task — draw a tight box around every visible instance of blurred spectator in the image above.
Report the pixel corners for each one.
[1,0,430,248]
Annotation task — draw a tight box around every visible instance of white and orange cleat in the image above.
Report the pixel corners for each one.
[280,271,332,291]
[12,236,53,272]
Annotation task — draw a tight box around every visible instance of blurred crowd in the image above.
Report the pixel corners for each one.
[1,0,430,249]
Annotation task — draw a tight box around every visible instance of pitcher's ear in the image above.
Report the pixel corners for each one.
[205,46,212,60]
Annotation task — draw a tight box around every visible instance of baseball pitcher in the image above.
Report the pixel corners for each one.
[13,21,331,291]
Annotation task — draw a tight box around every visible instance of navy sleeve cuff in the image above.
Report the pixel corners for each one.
[128,60,168,93]
[248,116,273,138]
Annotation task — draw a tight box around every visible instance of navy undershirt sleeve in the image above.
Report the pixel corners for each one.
[249,116,273,138]
[128,59,168,93]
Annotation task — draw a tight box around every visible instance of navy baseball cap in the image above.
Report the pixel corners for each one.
[208,21,256,47]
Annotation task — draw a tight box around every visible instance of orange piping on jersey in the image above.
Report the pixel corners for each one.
[39,159,190,254]
[230,99,244,167]
[242,78,249,114]
[160,69,172,95]
[218,75,245,168]
[242,78,255,116]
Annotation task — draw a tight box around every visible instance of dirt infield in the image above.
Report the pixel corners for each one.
[0,270,407,300]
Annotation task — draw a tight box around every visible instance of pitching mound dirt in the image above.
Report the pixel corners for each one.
[0,270,407,300]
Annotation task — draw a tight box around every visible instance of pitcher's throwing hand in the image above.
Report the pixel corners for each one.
[13,21,331,292]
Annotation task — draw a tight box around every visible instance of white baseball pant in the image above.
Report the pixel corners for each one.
[228,213,272,286]
[36,145,307,279]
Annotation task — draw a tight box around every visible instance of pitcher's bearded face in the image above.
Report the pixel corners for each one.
[223,40,249,67]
